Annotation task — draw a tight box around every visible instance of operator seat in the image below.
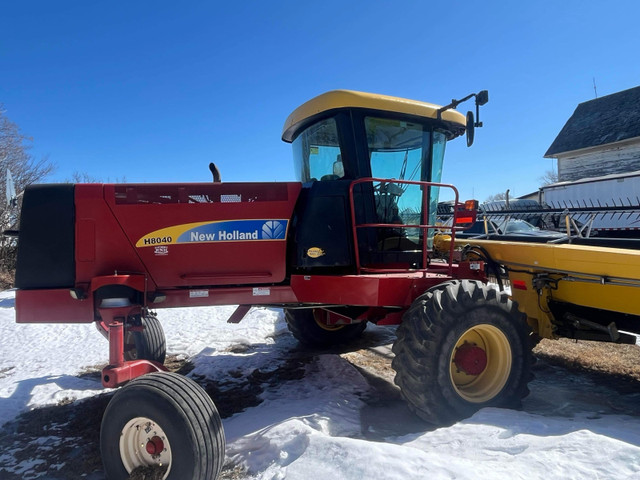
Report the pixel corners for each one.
[320,155,345,181]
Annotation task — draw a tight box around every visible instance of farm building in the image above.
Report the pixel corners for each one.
[544,85,640,182]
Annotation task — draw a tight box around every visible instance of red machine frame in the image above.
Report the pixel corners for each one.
[16,178,482,389]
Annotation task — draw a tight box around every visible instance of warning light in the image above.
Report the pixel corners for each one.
[464,200,479,211]
[453,200,479,227]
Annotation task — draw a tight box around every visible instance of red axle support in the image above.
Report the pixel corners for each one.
[319,307,401,326]
[102,359,167,388]
[227,305,251,324]
[99,304,167,388]
[99,305,139,366]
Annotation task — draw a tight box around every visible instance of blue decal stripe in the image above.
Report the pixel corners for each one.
[176,219,288,243]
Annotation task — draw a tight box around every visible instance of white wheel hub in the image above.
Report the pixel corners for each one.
[119,416,172,477]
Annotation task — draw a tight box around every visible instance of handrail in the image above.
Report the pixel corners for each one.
[348,178,461,275]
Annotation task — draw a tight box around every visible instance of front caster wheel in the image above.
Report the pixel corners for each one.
[392,280,533,425]
[100,372,225,480]
[124,313,166,364]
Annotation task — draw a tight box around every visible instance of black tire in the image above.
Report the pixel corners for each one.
[392,279,532,425]
[100,372,225,480]
[284,308,367,347]
[124,313,166,364]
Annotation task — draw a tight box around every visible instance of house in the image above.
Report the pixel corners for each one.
[544,85,640,182]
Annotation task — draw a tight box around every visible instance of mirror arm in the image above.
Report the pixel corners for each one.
[437,90,489,123]
[436,93,475,120]
[475,101,483,128]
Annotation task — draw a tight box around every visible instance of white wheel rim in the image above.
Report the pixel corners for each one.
[119,416,172,478]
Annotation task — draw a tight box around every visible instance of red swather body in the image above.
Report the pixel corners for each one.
[15,89,516,480]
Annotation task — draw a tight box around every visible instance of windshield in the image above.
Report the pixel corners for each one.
[502,220,537,233]
[365,117,447,231]
[292,117,344,182]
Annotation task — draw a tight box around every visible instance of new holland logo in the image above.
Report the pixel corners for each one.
[262,221,285,239]
[136,219,289,247]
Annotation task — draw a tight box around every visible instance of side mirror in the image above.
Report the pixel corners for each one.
[436,89,488,147]
[476,90,489,106]
[466,111,475,147]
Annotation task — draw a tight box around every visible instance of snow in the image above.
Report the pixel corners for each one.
[1,289,640,479]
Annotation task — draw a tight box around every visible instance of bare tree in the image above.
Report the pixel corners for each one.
[485,191,507,202]
[69,171,100,183]
[539,169,558,186]
[68,171,127,183]
[0,106,55,283]
[0,107,54,197]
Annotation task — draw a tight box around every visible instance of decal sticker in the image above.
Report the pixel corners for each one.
[253,287,270,296]
[221,194,242,203]
[136,219,288,247]
[154,246,169,256]
[189,290,209,298]
[306,247,325,258]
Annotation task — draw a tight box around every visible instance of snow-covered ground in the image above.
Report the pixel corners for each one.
[1,288,639,479]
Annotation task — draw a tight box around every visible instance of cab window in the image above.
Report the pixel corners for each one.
[365,117,430,228]
[292,117,344,183]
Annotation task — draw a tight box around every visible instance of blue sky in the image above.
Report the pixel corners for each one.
[2,1,640,201]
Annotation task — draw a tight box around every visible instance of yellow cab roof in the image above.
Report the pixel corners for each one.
[282,89,467,142]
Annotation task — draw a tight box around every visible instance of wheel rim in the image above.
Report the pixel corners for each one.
[449,324,511,403]
[123,330,137,361]
[313,310,345,332]
[119,416,172,478]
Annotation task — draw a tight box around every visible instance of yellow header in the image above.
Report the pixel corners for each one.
[282,90,467,142]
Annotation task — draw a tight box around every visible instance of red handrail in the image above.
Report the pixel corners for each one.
[348,178,460,276]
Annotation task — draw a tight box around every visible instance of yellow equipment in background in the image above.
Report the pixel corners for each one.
[447,237,640,343]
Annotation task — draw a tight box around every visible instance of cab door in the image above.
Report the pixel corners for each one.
[354,115,448,269]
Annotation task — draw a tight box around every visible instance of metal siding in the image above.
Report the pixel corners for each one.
[542,173,640,231]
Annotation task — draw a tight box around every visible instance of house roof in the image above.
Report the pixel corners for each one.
[544,85,640,157]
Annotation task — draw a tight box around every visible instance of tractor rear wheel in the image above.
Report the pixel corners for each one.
[100,372,225,480]
[124,314,166,364]
[392,279,532,425]
[284,308,366,347]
